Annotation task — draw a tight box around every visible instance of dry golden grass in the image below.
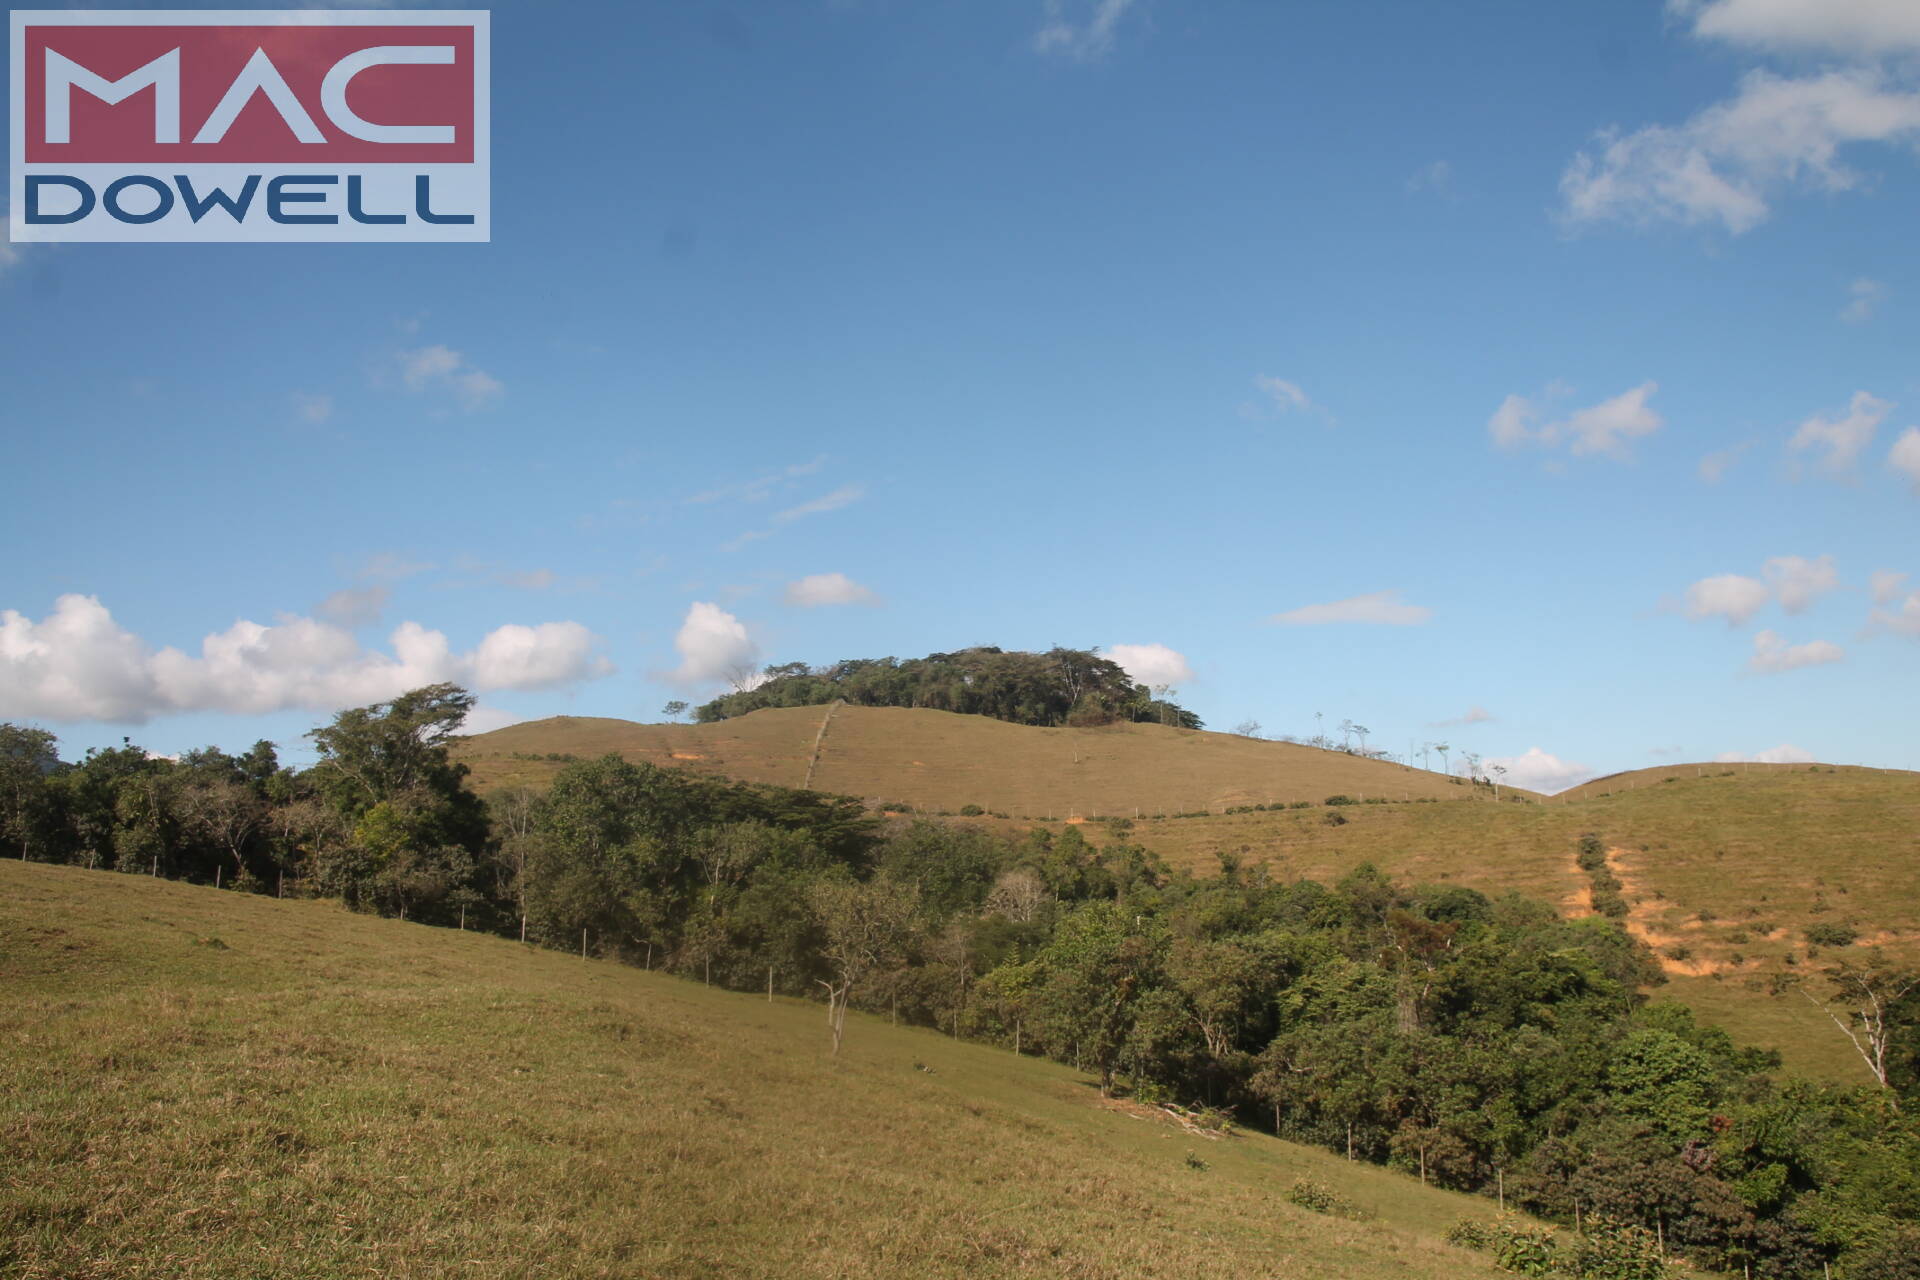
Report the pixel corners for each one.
[455,706,1495,814]
[1,862,1518,1280]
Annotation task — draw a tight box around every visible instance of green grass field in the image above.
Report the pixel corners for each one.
[1,861,1520,1280]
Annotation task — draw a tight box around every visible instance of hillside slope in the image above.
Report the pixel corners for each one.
[1100,764,1920,1081]
[456,705,1506,813]
[1,862,1511,1279]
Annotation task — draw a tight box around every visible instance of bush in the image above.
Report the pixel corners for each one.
[1447,1219,1492,1250]
[957,804,985,817]
[1285,1180,1369,1220]
[1591,889,1629,918]
[1324,795,1357,806]
[1323,811,1348,827]
[1804,922,1858,947]
[1567,1220,1672,1280]
[1289,801,1313,810]
[1487,1218,1561,1276]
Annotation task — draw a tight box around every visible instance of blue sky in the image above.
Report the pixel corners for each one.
[4,0,1919,791]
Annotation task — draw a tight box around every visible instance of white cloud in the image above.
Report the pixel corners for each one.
[1485,747,1595,795]
[1715,743,1816,764]
[670,602,762,688]
[783,573,878,607]
[457,705,527,737]
[723,484,866,552]
[1699,440,1754,483]
[1748,628,1845,673]
[1105,643,1194,689]
[498,568,556,591]
[1890,426,1920,491]
[1869,569,1908,604]
[0,595,612,723]
[1032,0,1137,60]
[315,585,389,627]
[1789,390,1890,474]
[1253,375,1313,415]
[1841,277,1886,323]
[291,391,333,424]
[1433,706,1496,727]
[1762,554,1839,613]
[397,344,503,412]
[1559,69,1920,234]
[1270,590,1432,627]
[1684,573,1771,624]
[1676,0,1920,56]
[1406,159,1454,196]
[1869,589,1920,637]
[1488,383,1663,459]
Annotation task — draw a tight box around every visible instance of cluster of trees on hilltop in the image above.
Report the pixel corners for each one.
[7,685,1920,1279]
[692,647,1203,729]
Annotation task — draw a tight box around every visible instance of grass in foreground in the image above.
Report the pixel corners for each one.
[1,862,1513,1280]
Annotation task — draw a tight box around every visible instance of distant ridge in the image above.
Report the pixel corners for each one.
[453,704,1512,813]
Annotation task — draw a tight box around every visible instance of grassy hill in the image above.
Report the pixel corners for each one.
[455,705,1503,814]
[1,861,1515,1280]
[455,709,1919,1085]
[1104,763,1920,1082]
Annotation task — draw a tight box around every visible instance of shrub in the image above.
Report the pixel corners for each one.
[1323,811,1348,827]
[958,804,985,817]
[1289,801,1313,810]
[1446,1219,1492,1250]
[1182,1151,1209,1172]
[1567,1219,1672,1280]
[1804,922,1858,947]
[1324,795,1356,806]
[1591,889,1629,919]
[1478,1217,1561,1276]
[1285,1180,1369,1220]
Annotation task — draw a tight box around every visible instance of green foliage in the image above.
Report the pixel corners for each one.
[693,646,1203,730]
[1287,1179,1370,1219]
[1805,921,1859,947]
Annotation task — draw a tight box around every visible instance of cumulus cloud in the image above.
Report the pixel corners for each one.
[1270,591,1432,627]
[1559,69,1920,234]
[1105,643,1194,689]
[1868,588,1920,637]
[1869,569,1909,605]
[457,705,527,737]
[0,595,612,723]
[670,602,763,688]
[1841,277,1886,323]
[1890,427,1920,491]
[1485,747,1595,795]
[316,585,390,627]
[783,573,879,607]
[397,344,503,412]
[1433,706,1496,727]
[1684,574,1771,624]
[1715,743,1816,764]
[1789,391,1890,475]
[1675,0,1920,56]
[1762,554,1839,613]
[1488,383,1663,459]
[1748,629,1845,673]
[1032,0,1137,60]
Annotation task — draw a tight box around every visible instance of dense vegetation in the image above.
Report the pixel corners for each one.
[693,646,1202,729]
[7,686,1919,1279]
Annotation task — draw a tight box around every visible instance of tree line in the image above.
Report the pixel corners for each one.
[692,646,1203,729]
[4,686,1917,1279]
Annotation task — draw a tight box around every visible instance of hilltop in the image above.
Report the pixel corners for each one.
[0,861,1513,1280]
[455,704,1506,813]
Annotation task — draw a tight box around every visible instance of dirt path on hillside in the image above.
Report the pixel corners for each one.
[1568,847,1745,978]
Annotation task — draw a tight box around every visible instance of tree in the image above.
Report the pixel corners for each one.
[1232,720,1263,739]
[1799,959,1920,1089]
[660,700,690,722]
[809,875,921,1054]
[0,724,60,861]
